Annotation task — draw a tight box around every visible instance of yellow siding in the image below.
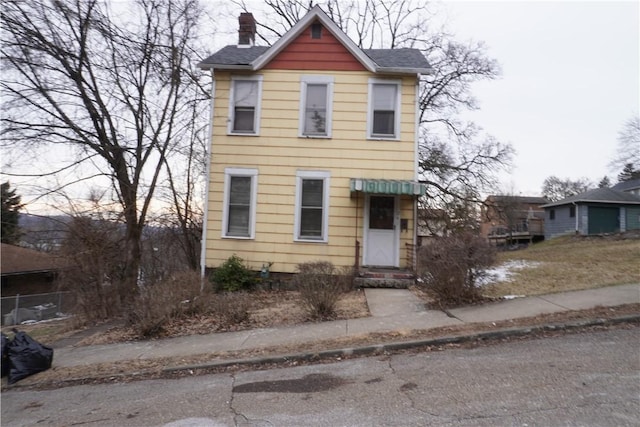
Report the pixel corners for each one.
[206,69,419,273]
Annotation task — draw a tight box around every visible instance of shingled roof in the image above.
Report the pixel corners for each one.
[611,178,640,192]
[0,244,67,276]
[199,6,431,75]
[540,187,640,208]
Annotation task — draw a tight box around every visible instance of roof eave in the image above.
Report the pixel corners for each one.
[1,268,60,276]
[542,199,640,208]
[198,63,253,71]
[376,66,432,75]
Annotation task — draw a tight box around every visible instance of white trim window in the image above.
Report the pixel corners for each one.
[222,168,258,238]
[228,76,263,135]
[367,78,401,139]
[299,75,333,137]
[294,171,330,242]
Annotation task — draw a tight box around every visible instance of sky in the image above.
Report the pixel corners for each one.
[3,0,638,213]
[439,0,639,196]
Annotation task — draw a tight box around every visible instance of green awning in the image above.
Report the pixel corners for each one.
[350,178,426,196]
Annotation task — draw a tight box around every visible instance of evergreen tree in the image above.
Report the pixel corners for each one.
[597,176,611,188]
[1,181,23,244]
[617,163,640,182]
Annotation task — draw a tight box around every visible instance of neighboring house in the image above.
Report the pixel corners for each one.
[480,195,547,244]
[1,243,65,295]
[611,178,640,196]
[541,188,640,239]
[199,6,430,274]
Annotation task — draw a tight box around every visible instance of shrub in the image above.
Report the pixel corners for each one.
[417,233,496,307]
[211,255,255,292]
[293,261,349,320]
[210,292,252,326]
[128,270,209,337]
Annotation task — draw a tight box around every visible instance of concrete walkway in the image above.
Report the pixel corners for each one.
[49,283,640,370]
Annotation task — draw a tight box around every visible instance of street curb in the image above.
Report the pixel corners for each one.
[4,314,638,390]
[162,314,640,374]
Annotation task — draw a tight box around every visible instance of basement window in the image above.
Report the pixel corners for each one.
[311,23,322,39]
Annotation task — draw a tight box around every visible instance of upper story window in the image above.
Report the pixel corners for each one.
[229,76,263,135]
[368,78,401,139]
[222,168,258,239]
[311,23,322,39]
[294,171,330,242]
[299,76,333,138]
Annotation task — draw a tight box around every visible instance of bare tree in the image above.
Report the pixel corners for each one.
[541,176,591,202]
[1,0,205,299]
[609,116,640,173]
[237,0,513,215]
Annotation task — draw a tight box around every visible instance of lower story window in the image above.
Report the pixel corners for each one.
[223,168,258,238]
[295,171,330,242]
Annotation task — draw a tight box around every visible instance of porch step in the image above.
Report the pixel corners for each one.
[354,270,415,289]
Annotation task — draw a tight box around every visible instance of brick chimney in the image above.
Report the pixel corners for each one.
[238,12,256,46]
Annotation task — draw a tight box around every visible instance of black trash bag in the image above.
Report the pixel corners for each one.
[1,333,10,377]
[7,329,53,384]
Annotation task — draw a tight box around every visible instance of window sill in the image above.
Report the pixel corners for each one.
[228,131,259,136]
[222,235,254,240]
[367,135,399,141]
[294,238,328,243]
[299,134,332,139]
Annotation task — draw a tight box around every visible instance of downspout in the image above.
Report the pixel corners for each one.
[355,192,359,271]
[412,75,421,269]
[572,202,579,234]
[200,69,216,288]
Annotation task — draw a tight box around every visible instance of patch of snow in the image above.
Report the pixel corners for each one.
[477,260,542,287]
[502,295,526,300]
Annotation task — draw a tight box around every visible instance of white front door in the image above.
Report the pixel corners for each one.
[364,195,399,267]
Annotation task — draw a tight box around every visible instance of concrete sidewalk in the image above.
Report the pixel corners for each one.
[50,283,640,370]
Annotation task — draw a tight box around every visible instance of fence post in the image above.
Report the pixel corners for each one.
[13,294,20,325]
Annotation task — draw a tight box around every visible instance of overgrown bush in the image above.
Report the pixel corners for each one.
[210,292,252,326]
[128,270,209,337]
[211,254,255,292]
[292,261,352,320]
[417,233,496,307]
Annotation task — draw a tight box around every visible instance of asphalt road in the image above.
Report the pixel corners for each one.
[2,326,638,426]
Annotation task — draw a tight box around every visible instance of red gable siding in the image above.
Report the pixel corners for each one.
[263,22,366,71]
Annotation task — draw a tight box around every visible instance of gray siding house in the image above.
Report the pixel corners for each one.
[612,178,640,196]
[541,188,640,239]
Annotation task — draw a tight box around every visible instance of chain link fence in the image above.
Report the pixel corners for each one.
[1,292,75,326]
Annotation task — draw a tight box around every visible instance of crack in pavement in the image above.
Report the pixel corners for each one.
[228,373,275,427]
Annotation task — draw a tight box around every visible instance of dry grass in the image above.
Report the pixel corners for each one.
[2,290,369,348]
[1,321,79,345]
[483,235,640,297]
[71,290,368,346]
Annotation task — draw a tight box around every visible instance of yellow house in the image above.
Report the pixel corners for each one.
[199,6,430,276]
